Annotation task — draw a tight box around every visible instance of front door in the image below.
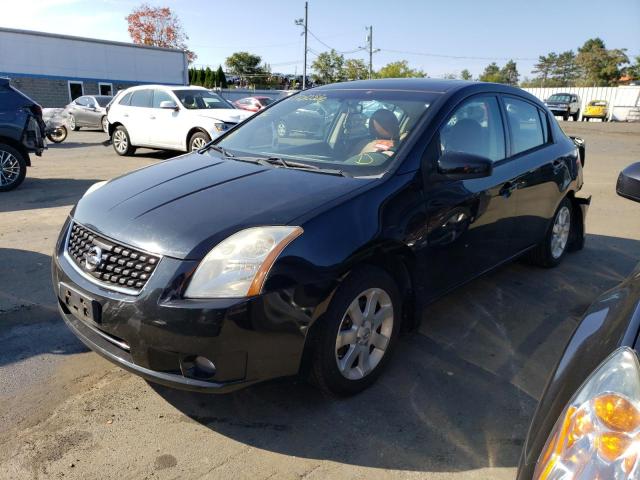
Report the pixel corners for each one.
[418,94,521,300]
[148,89,182,149]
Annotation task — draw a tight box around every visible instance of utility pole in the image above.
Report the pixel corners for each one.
[365,26,379,79]
[295,2,308,89]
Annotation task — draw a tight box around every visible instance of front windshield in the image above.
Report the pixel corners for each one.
[174,90,233,110]
[217,89,437,176]
[548,94,572,103]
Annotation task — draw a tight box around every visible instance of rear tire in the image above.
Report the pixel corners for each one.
[310,266,401,396]
[572,110,580,121]
[101,116,109,133]
[0,143,27,192]
[527,197,573,268]
[112,126,134,156]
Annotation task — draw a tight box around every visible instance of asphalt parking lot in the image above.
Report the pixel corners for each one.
[1,122,640,479]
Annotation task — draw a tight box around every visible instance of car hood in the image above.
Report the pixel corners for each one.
[72,151,373,259]
[195,109,253,123]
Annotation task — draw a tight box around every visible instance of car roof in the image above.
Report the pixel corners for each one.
[314,78,475,94]
[120,84,205,92]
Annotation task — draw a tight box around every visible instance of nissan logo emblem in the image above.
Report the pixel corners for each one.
[83,245,103,272]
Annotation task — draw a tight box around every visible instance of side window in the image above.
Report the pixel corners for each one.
[439,96,506,162]
[130,89,153,108]
[119,92,132,106]
[504,97,545,155]
[75,96,88,106]
[152,90,174,108]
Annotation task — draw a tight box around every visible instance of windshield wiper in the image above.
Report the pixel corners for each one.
[198,143,234,157]
[261,156,348,177]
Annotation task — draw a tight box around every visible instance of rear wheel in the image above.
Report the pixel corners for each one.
[189,131,211,151]
[69,114,80,131]
[0,143,27,192]
[310,266,401,396]
[527,198,572,268]
[101,116,109,133]
[46,125,67,143]
[572,110,580,121]
[112,126,134,156]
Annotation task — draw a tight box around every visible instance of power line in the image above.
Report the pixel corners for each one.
[378,48,538,62]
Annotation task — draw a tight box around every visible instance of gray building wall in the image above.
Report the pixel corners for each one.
[9,77,140,107]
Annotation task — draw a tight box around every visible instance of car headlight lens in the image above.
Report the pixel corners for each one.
[534,347,640,479]
[184,226,303,298]
[83,180,107,197]
[213,122,228,132]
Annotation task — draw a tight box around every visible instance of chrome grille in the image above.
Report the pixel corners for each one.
[66,222,160,293]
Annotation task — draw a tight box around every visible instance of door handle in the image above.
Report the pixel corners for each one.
[123,114,129,117]
[149,116,156,120]
[499,181,517,197]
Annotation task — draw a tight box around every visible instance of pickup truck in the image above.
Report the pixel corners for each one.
[544,92,581,121]
[0,77,46,191]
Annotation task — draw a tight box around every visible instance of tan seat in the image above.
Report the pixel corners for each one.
[353,109,401,157]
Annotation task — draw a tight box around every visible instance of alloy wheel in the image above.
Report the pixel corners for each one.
[102,117,109,133]
[69,115,76,130]
[0,149,20,187]
[551,205,571,259]
[335,288,394,380]
[113,130,128,153]
[190,136,207,151]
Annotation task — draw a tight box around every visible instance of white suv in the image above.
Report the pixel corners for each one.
[107,85,253,155]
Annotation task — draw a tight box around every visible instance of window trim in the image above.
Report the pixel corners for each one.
[68,80,84,102]
[500,94,551,160]
[98,82,113,96]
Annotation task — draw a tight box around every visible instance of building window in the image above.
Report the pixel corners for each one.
[68,81,84,101]
[99,82,113,96]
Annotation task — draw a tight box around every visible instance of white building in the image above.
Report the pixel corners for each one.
[0,27,188,107]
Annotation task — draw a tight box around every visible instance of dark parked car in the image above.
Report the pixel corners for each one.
[53,79,590,396]
[0,77,45,191]
[517,162,640,480]
[66,95,112,132]
[275,99,339,138]
[544,93,581,121]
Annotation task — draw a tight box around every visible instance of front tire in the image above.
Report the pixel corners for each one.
[112,126,134,156]
[572,110,580,121]
[189,131,211,151]
[69,114,80,131]
[527,197,573,268]
[310,266,401,396]
[0,143,27,192]
[562,112,569,121]
[46,125,67,143]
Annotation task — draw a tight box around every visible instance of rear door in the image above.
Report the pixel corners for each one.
[419,94,522,299]
[501,95,567,250]
[126,89,153,145]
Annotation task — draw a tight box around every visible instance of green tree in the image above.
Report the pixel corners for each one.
[479,62,503,83]
[225,51,263,86]
[342,58,368,80]
[376,60,426,78]
[532,53,558,85]
[217,66,228,88]
[460,69,473,81]
[500,60,519,85]
[311,50,345,84]
[554,50,580,86]
[576,38,629,86]
[204,67,213,88]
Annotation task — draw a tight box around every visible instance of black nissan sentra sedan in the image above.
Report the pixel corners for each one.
[53,79,590,396]
[517,163,640,480]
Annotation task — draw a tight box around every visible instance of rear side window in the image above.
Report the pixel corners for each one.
[439,95,506,162]
[119,92,133,106]
[130,90,152,108]
[504,97,545,155]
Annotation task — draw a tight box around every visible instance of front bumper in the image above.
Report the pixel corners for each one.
[52,218,316,393]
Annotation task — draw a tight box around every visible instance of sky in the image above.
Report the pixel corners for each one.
[2,0,639,79]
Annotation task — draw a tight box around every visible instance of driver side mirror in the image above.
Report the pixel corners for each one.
[438,151,493,180]
[159,100,178,110]
[617,162,640,203]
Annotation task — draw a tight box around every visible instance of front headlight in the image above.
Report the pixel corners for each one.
[213,122,228,132]
[534,347,640,479]
[184,226,303,298]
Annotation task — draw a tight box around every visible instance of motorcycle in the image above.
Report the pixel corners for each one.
[42,108,69,143]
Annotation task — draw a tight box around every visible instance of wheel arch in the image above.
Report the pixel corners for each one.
[0,136,30,166]
[565,190,588,252]
[108,121,123,137]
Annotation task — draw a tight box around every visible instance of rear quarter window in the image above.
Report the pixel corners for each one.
[119,92,133,106]
[130,90,152,108]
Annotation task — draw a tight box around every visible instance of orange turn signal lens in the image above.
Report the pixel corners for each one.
[594,394,640,432]
[597,432,632,462]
